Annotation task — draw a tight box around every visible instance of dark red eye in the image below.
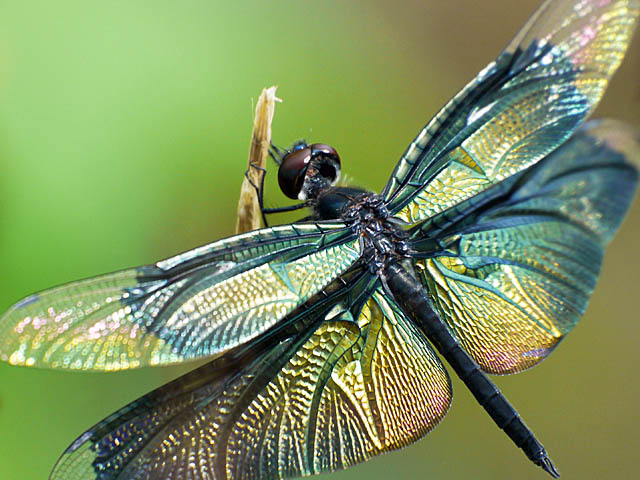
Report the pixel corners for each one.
[309,143,338,158]
[278,147,312,199]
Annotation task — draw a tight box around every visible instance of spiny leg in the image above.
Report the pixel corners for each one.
[268,142,284,166]
[243,159,270,227]
[245,143,307,227]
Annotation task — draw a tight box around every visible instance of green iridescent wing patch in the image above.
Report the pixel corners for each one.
[383,0,639,225]
[0,223,359,371]
[49,285,452,480]
[414,120,639,374]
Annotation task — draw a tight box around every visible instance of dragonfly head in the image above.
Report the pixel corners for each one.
[277,142,341,201]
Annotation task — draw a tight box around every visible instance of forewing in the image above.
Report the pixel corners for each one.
[50,283,452,480]
[415,120,639,374]
[0,223,359,371]
[384,0,638,224]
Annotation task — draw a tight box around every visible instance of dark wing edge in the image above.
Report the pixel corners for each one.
[0,222,359,371]
[414,119,639,374]
[49,277,453,480]
[383,0,638,224]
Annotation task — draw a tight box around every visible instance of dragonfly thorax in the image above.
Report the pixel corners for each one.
[321,189,409,273]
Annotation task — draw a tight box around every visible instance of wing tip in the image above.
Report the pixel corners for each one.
[582,119,640,171]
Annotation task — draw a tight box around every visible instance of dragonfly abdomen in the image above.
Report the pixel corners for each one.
[382,260,560,478]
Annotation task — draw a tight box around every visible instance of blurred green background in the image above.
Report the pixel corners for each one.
[0,1,639,479]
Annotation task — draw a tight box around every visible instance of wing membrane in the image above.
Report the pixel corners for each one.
[384,0,639,224]
[0,223,359,371]
[415,120,639,374]
[50,284,452,479]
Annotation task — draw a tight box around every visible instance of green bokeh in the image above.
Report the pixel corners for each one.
[0,1,638,479]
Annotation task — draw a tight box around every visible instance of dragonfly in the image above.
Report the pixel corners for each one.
[1,0,639,478]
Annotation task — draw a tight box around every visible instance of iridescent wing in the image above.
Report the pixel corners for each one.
[383,0,639,224]
[0,223,359,371]
[49,280,452,480]
[413,120,639,374]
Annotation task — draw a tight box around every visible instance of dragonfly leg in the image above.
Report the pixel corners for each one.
[261,203,307,215]
[268,142,284,166]
[244,160,270,227]
[245,158,308,226]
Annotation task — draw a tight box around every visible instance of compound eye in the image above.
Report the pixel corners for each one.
[310,143,341,184]
[278,146,312,199]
